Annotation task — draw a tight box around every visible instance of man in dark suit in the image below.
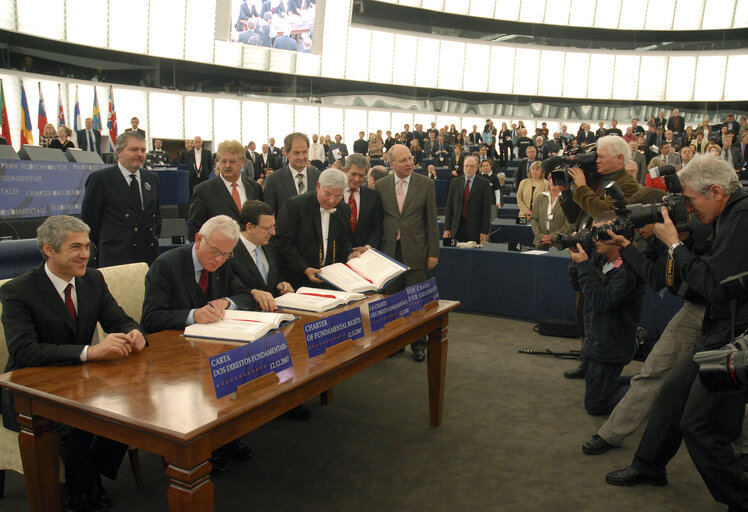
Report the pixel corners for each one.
[263,132,321,214]
[468,125,482,146]
[423,132,438,158]
[81,131,161,267]
[515,145,538,190]
[344,154,383,253]
[187,140,263,241]
[245,140,261,178]
[478,158,502,207]
[76,117,102,155]
[443,156,492,244]
[231,200,293,311]
[434,135,451,166]
[187,136,214,196]
[666,109,684,143]
[0,215,146,511]
[147,138,170,166]
[274,168,353,289]
[375,144,439,362]
[327,134,349,164]
[259,143,277,177]
[353,131,368,155]
[577,123,595,146]
[720,135,743,171]
[123,117,146,138]
[174,138,194,165]
[141,214,255,468]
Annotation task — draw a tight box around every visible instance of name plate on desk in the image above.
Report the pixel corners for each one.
[304,308,364,358]
[209,332,292,399]
[406,277,440,311]
[368,290,411,331]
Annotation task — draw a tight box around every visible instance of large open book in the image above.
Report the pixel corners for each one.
[316,248,408,293]
[183,310,296,343]
[274,287,366,313]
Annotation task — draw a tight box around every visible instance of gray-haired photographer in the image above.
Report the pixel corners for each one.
[604,154,748,512]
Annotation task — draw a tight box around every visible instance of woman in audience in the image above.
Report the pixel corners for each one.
[699,117,711,135]
[694,130,709,153]
[516,161,549,220]
[481,124,495,158]
[410,138,423,165]
[450,143,464,177]
[368,132,383,158]
[448,124,458,144]
[323,134,331,157]
[498,121,512,163]
[40,123,57,148]
[453,132,465,149]
[49,125,75,151]
[705,142,721,157]
[530,180,573,249]
[683,125,695,146]
[644,156,666,191]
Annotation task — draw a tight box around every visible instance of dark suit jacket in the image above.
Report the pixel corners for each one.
[259,151,277,173]
[186,148,214,194]
[514,159,537,190]
[666,116,684,134]
[235,1,261,30]
[141,244,254,333]
[230,240,282,294]
[723,146,743,170]
[450,153,464,175]
[187,175,263,240]
[274,192,353,288]
[348,187,383,249]
[124,127,146,137]
[577,132,595,145]
[468,132,482,145]
[444,175,492,242]
[76,128,102,155]
[327,143,349,163]
[1,266,140,430]
[262,165,320,214]
[81,165,161,267]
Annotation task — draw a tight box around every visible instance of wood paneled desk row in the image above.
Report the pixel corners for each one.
[0,296,459,512]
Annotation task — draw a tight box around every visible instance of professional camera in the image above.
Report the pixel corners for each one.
[693,271,748,392]
[647,164,682,194]
[557,229,594,251]
[542,144,598,187]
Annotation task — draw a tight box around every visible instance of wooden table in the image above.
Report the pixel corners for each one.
[0,297,458,512]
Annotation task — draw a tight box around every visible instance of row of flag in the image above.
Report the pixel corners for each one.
[1,80,117,151]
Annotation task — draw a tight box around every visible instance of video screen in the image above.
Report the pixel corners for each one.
[229,0,317,53]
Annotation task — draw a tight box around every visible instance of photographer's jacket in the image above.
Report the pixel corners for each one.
[560,169,640,228]
[569,254,644,363]
[671,187,748,349]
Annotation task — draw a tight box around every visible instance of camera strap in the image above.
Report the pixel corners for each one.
[666,254,675,288]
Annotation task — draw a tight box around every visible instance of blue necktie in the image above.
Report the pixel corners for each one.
[254,246,268,285]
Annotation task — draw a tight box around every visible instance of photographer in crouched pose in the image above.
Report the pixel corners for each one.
[568,210,644,415]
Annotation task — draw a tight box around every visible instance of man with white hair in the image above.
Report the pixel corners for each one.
[274,168,354,289]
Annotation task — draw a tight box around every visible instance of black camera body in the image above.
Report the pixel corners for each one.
[557,229,594,251]
[543,146,598,187]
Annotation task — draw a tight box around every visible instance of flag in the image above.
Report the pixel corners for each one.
[92,87,102,130]
[57,84,66,127]
[73,85,81,132]
[37,82,48,139]
[107,85,117,152]
[20,83,33,145]
[0,79,11,145]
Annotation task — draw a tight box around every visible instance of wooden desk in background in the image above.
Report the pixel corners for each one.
[0,297,459,512]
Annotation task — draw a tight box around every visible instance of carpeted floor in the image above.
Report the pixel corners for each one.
[2,312,726,511]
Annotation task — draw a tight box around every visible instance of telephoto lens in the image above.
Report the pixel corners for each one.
[694,336,748,392]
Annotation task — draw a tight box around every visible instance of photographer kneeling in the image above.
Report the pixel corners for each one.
[605,154,748,512]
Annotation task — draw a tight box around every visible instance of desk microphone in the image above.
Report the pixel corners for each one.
[0,214,20,240]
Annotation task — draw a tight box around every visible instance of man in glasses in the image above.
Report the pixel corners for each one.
[605,154,748,512]
[231,200,293,312]
[187,139,263,241]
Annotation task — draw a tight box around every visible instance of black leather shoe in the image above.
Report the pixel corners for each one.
[220,439,255,461]
[564,365,585,379]
[582,434,617,455]
[209,453,228,476]
[605,465,667,487]
[283,405,312,421]
[412,350,425,362]
[88,475,112,510]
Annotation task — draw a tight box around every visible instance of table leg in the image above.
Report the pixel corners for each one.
[166,461,214,512]
[426,319,448,427]
[16,413,61,512]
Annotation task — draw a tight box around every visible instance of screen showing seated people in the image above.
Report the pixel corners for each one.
[230,0,317,53]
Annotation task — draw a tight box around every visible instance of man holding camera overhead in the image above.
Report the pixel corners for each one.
[605,155,748,512]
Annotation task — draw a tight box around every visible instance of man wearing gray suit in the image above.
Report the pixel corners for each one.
[262,132,321,214]
[375,144,440,362]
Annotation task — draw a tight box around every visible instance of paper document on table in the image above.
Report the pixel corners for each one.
[316,248,408,292]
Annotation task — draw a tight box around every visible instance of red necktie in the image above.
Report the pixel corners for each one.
[64,283,77,322]
[348,192,357,233]
[462,178,470,218]
[231,183,241,211]
[199,269,209,294]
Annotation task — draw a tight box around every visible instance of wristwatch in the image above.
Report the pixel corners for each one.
[668,241,683,256]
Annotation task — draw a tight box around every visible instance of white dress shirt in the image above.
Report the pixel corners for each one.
[44,263,88,361]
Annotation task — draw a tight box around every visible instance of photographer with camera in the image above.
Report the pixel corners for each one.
[582,187,708,455]
[568,210,644,416]
[605,154,748,512]
[558,135,641,378]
